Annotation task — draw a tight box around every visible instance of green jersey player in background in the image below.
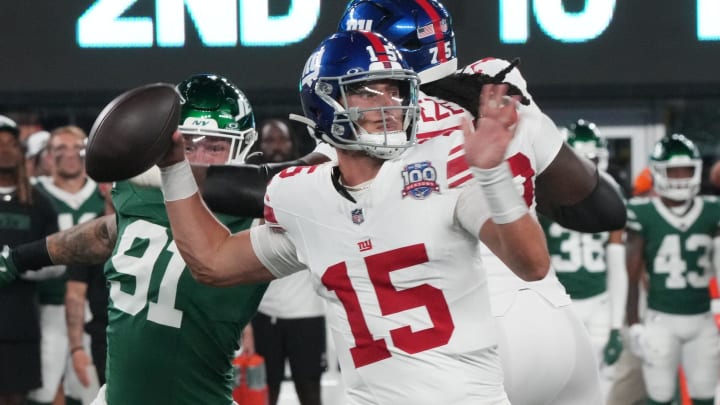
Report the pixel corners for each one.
[96,74,267,405]
[27,125,108,405]
[0,73,266,405]
[626,134,720,405]
[0,71,335,404]
[94,74,267,405]
[539,120,627,376]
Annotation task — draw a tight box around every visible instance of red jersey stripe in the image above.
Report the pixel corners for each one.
[447,155,469,179]
[449,144,464,156]
[448,172,473,189]
[417,125,462,141]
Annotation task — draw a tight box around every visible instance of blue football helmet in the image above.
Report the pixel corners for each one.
[338,0,457,84]
[298,31,420,160]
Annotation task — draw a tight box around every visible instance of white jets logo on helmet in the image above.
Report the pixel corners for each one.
[183,118,219,129]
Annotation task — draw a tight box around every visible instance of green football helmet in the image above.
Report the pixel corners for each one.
[176,74,257,164]
[649,133,702,201]
[565,119,608,171]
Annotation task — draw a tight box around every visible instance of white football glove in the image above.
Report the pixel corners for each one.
[628,323,646,359]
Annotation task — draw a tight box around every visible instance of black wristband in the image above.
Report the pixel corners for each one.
[10,239,53,273]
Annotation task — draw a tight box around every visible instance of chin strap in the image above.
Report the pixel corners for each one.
[288,113,314,127]
[289,113,361,153]
[289,112,325,143]
[235,129,258,164]
[289,112,337,147]
[288,113,318,138]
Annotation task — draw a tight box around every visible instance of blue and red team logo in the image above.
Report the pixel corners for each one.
[351,208,364,225]
[401,161,440,199]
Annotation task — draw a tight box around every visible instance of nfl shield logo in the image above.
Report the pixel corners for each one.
[351,208,364,225]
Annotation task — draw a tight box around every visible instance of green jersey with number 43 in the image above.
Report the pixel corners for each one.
[540,216,609,299]
[627,196,720,315]
[105,181,268,405]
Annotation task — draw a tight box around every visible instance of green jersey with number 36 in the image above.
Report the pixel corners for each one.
[540,216,609,299]
[105,181,268,405]
[627,196,720,315]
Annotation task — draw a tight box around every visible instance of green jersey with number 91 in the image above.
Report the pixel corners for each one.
[105,181,268,404]
[627,196,720,315]
[540,215,609,299]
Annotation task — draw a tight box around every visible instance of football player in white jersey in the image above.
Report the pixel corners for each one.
[158,31,551,405]
[67,1,620,402]
[626,134,720,405]
[135,2,623,402]
[336,1,623,403]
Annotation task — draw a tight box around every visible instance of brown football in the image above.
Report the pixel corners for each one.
[86,83,180,182]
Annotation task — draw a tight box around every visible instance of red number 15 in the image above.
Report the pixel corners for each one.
[321,244,455,368]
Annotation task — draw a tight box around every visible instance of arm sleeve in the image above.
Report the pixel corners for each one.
[547,170,627,233]
[249,224,306,279]
[201,164,276,218]
[202,155,332,218]
[606,242,628,329]
[20,265,66,281]
[454,180,491,237]
[66,264,91,283]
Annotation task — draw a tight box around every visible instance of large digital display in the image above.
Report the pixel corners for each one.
[1,0,718,100]
[76,0,322,48]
